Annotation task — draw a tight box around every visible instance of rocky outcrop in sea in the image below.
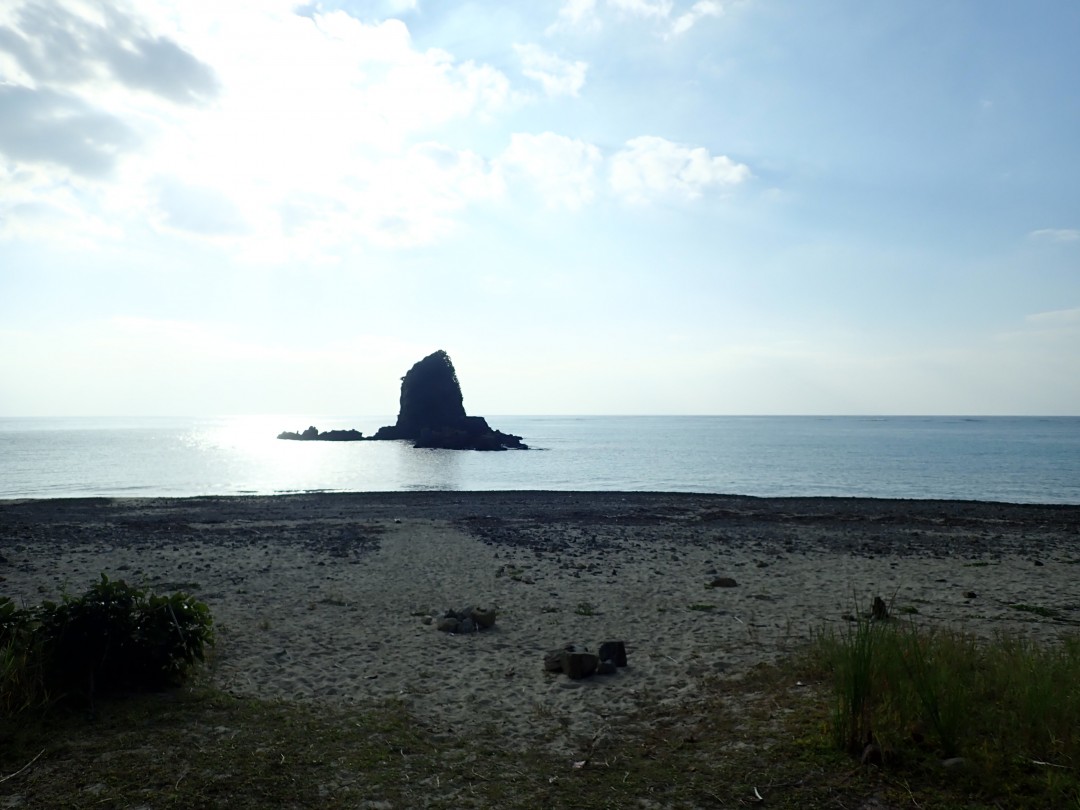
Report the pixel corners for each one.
[372,350,527,451]
[275,350,527,450]
[277,426,364,441]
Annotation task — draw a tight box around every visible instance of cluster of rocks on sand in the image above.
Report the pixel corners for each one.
[544,641,629,678]
[427,605,498,634]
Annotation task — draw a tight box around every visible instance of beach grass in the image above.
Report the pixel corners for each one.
[2,627,1078,808]
[813,619,1080,807]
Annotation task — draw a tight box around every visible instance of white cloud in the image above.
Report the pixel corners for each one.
[210,140,505,259]
[1026,307,1080,326]
[0,1,516,255]
[995,309,1080,351]
[0,0,219,103]
[0,1,749,259]
[669,1,725,37]
[0,163,121,243]
[548,0,600,32]
[382,0,419,14]
[1029,228,1080,243]
[609,0,674,20]
[609,135,750,203]
[550,0,726,34]
[498,132,601,210]
[0,0,217,183]
[351,142,504,248]
[514,43,588,98]
[496,131,749,210]
[0,85,142,179]
[153,179,249,236]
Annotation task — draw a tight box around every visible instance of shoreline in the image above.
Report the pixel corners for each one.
[5,487,1078,508]
[4,487,1080,515]
[3,492,1078,752]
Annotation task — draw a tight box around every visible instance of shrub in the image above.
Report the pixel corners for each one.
[0,575,213,711]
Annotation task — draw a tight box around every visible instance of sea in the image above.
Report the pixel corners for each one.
[0,415,1078,504]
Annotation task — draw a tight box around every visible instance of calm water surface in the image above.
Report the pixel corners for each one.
[0,416,1078,503]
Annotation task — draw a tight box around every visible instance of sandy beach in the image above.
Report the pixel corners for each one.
[1,492,1078,754]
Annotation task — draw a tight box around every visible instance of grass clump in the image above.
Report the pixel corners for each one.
[814,618,1080,805]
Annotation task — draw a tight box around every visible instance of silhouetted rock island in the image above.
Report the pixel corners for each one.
[277,426,364,441]
[276,351,527,451]
[372,350,527,451]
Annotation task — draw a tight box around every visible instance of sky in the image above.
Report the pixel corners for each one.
[1,0,1078,417]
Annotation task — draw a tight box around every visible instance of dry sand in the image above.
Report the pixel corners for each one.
[2,492,1078,753]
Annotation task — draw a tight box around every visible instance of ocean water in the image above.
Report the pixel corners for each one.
[0,415,1078,504]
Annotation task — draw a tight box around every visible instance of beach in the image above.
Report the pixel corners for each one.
[1,492,1078,754]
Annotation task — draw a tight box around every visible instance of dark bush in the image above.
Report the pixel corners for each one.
[1,575,213,710]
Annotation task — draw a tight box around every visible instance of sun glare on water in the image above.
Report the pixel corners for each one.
[184,416,344,492]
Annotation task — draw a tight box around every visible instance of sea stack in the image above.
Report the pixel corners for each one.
[372,350,527,451]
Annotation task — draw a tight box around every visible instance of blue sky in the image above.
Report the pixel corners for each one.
[1,0,1078,416]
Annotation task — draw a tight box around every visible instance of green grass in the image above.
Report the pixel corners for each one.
[813,619,1080,807]
[0,670,861,809]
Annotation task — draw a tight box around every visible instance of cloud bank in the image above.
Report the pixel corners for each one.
[0,0,748,256]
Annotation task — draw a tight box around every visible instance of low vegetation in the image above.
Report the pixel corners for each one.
[816,617,1080,807]
[1,582,1077,808]
[0,575,213,712]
